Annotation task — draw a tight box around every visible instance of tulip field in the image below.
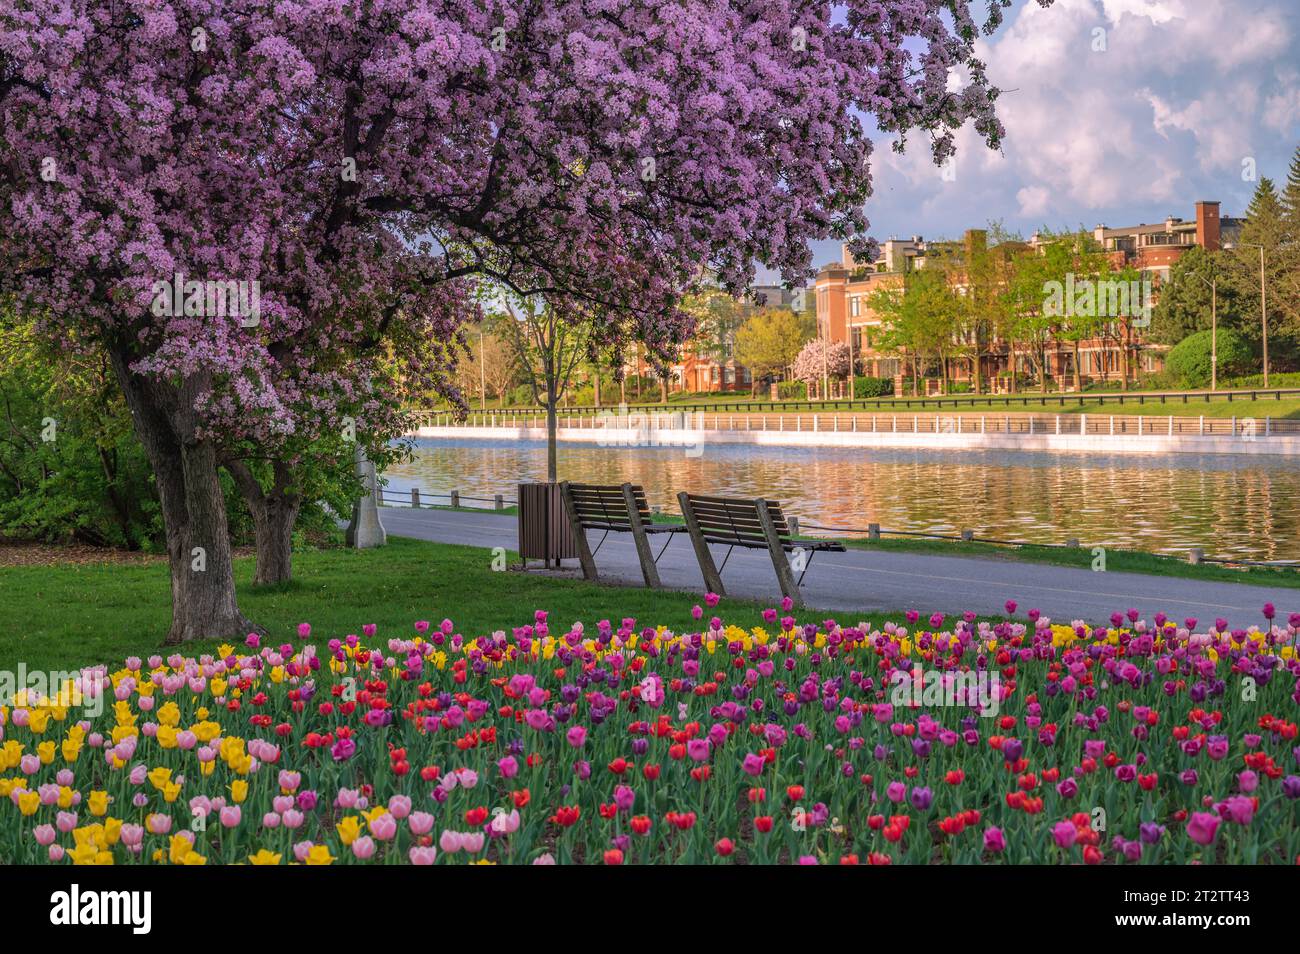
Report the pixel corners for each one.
[3,597,1299,866]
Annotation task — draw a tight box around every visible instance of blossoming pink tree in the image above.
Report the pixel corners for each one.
[0,0,1049,641]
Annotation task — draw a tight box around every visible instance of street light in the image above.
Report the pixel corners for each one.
[1238,243,1268,387]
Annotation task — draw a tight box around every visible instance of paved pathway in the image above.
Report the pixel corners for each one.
[378,507,1295,628]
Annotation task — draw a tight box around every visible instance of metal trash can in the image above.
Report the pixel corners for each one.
[517,482,577,568]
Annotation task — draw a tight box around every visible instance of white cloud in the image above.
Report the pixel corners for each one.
[853,0,1299,250]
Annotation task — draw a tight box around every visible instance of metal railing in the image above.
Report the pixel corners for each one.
[377,487,516,510]
[408,409,1300,438]
[418,386,1300,418]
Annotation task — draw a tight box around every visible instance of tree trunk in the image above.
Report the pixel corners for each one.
[225,459,302,586]
[545,387,559,483]
[1009,345,1017,394]
[1073,340,1082,392]
[110,347,255,642]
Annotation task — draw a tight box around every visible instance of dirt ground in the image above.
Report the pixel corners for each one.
[0,541,253,568]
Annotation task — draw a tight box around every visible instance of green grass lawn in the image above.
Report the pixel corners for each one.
[0,536,797,673]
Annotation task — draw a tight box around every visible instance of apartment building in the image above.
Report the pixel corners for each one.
[815,201,1241,392]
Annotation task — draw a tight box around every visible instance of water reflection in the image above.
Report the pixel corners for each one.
[384,437,1299,559]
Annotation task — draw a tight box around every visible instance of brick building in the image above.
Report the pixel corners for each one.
[814,201,1242,392]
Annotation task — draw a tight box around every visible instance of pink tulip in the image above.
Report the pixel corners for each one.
[1186,812,1221,846]
[409,812,435,836]
[370,813,398,841]
[440,830,463,853]
[1051,821,1077,849]
[351,836,376,860]
[409,846,438,865]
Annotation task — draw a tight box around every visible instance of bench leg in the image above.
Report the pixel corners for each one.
[678,491,725,596]
[755,498,802,607]
[623,483,662,589]
[559,481,599,581]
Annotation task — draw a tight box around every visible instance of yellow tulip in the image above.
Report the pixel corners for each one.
[168,834,196,865]
[36,740,56,764]
[229,779,248,803]
[114,700,137,727]
[157,701,181,728]
[335,816,362,846]
[304,845,335,865]
[88,790,110,816]
[191,720,220,743]
[147,767,173,791]
[103,817,123,845]
[156,725,178,749]
[16,790,40,816]
[248,849,282,866]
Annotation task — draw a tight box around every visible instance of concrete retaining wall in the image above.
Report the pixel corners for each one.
[412,425,1300,457]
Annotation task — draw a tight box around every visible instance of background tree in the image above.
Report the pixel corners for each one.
[495,294,588,482]
[792,339,851,392]
[871,268,959,396]
[455,324,519,409]
[1228,171,1300,366]
[1149,246,1245,346]
[1049,231,1110,392]
[733,307,811,396]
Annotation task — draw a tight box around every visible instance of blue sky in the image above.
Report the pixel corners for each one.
[761,0,1300,280]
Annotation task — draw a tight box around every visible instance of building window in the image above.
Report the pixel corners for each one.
[850,297,861,317]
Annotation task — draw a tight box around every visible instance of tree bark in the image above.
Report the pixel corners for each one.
[110,346,256,642]
[225,459,302,586]
[546,396,558,482]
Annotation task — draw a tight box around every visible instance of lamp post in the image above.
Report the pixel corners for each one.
[1239,243,1268,387]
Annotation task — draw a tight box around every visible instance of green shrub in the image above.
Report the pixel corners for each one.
[777,380,807,400]
[852,376,894,398]
[1222,371,1300,389]
[1164,329,1254,389]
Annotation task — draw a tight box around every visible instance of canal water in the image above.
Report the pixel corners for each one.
[383,436,1299,560]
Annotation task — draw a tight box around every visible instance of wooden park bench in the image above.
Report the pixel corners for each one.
[559,481,686,588]
[676,492,845,608]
